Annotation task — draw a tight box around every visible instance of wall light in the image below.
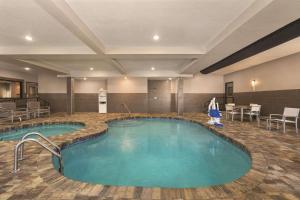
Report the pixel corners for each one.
[251,80,256,91]
[151,67,155,71]
[83,77,87,81]
[24,67,31,71]
[89,67,94,71]
[124,76,128,80]
[168,78,172,81]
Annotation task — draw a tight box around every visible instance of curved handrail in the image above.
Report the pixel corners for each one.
[22,132,60,150]
[121,103,131,114]
[19,132,60,160]
[13,138,62,173]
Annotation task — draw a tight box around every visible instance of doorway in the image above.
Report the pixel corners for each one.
[225,82,234,104]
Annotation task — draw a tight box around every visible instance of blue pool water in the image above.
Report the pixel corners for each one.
[0,124,84,141]
[55,119,251,188]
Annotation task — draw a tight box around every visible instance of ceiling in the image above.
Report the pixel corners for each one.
[0,0,299,78]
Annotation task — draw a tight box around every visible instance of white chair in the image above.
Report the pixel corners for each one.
[225,104,240,121]
[27,101,50,118]
[0,102,28,123]
[244,104,261,122]
[269,107,299,133]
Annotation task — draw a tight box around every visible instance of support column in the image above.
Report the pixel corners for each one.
[177,78,184,115]
[66,77,75,115]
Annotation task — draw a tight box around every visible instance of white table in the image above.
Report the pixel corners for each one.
[234,105,250,122]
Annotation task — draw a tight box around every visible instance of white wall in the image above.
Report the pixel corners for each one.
[183,74,224,93]
[38,70,67,93]
[74,79,107,93]
[0,68,37,82]
[224,52,300,92]
[107,77,148,93]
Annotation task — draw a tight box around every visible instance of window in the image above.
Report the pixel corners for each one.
[0,79,22,98]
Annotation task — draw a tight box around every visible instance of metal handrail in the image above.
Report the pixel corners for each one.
[121,103,131,114]
[13,138,63,173]
[19,132,60,160]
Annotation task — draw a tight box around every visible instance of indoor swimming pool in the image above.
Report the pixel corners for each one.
[54,118,251,188]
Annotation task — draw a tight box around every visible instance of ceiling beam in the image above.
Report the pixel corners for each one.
[110,59,127,74]
[35,0,127,74]
[179,59,199,74]
[35,0,105,54]
[17,59,70,74]
[201,18,300,74]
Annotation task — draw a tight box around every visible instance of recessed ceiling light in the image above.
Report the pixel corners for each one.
[25,35,33,41]
[153,34,159,41]
[83,77,87,81]
[151,67,155,71]
[24,67,31,71]
[90,67,94,71]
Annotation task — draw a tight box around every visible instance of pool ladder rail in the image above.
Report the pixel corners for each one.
[121,103,134,118]
[13,132,63,174]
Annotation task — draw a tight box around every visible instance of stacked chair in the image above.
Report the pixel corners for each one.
[0,102,29,123]
[0,101,50,124]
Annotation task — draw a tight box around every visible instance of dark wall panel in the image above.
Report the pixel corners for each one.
[233,89,300,115]
[184,93,223,113]
[39,93,67,113]
[148,80,171,113]
[40,90,300,116]
[74,93,98,112]
[171,93,176,112]
[107,93,148,113]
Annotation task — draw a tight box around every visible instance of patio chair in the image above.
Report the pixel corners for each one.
[269,107,299,133]
[0,102,28,123]
[27,101,50,118]
[244,104,261,122]
[225,104,240,121]
[0,107,13,123]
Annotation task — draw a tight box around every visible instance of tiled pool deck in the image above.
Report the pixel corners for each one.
[0,113,299,200]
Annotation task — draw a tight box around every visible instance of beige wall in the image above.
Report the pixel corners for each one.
[224,52,300,93]
[107,77,148,93]
[183,74,224,93]
[38,70,67,93]
[74,79,107,93]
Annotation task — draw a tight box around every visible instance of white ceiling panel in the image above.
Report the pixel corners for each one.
[43,59,118,72]
[118,59,192,73]
[66,0,255,51]
[0,0,92,53]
